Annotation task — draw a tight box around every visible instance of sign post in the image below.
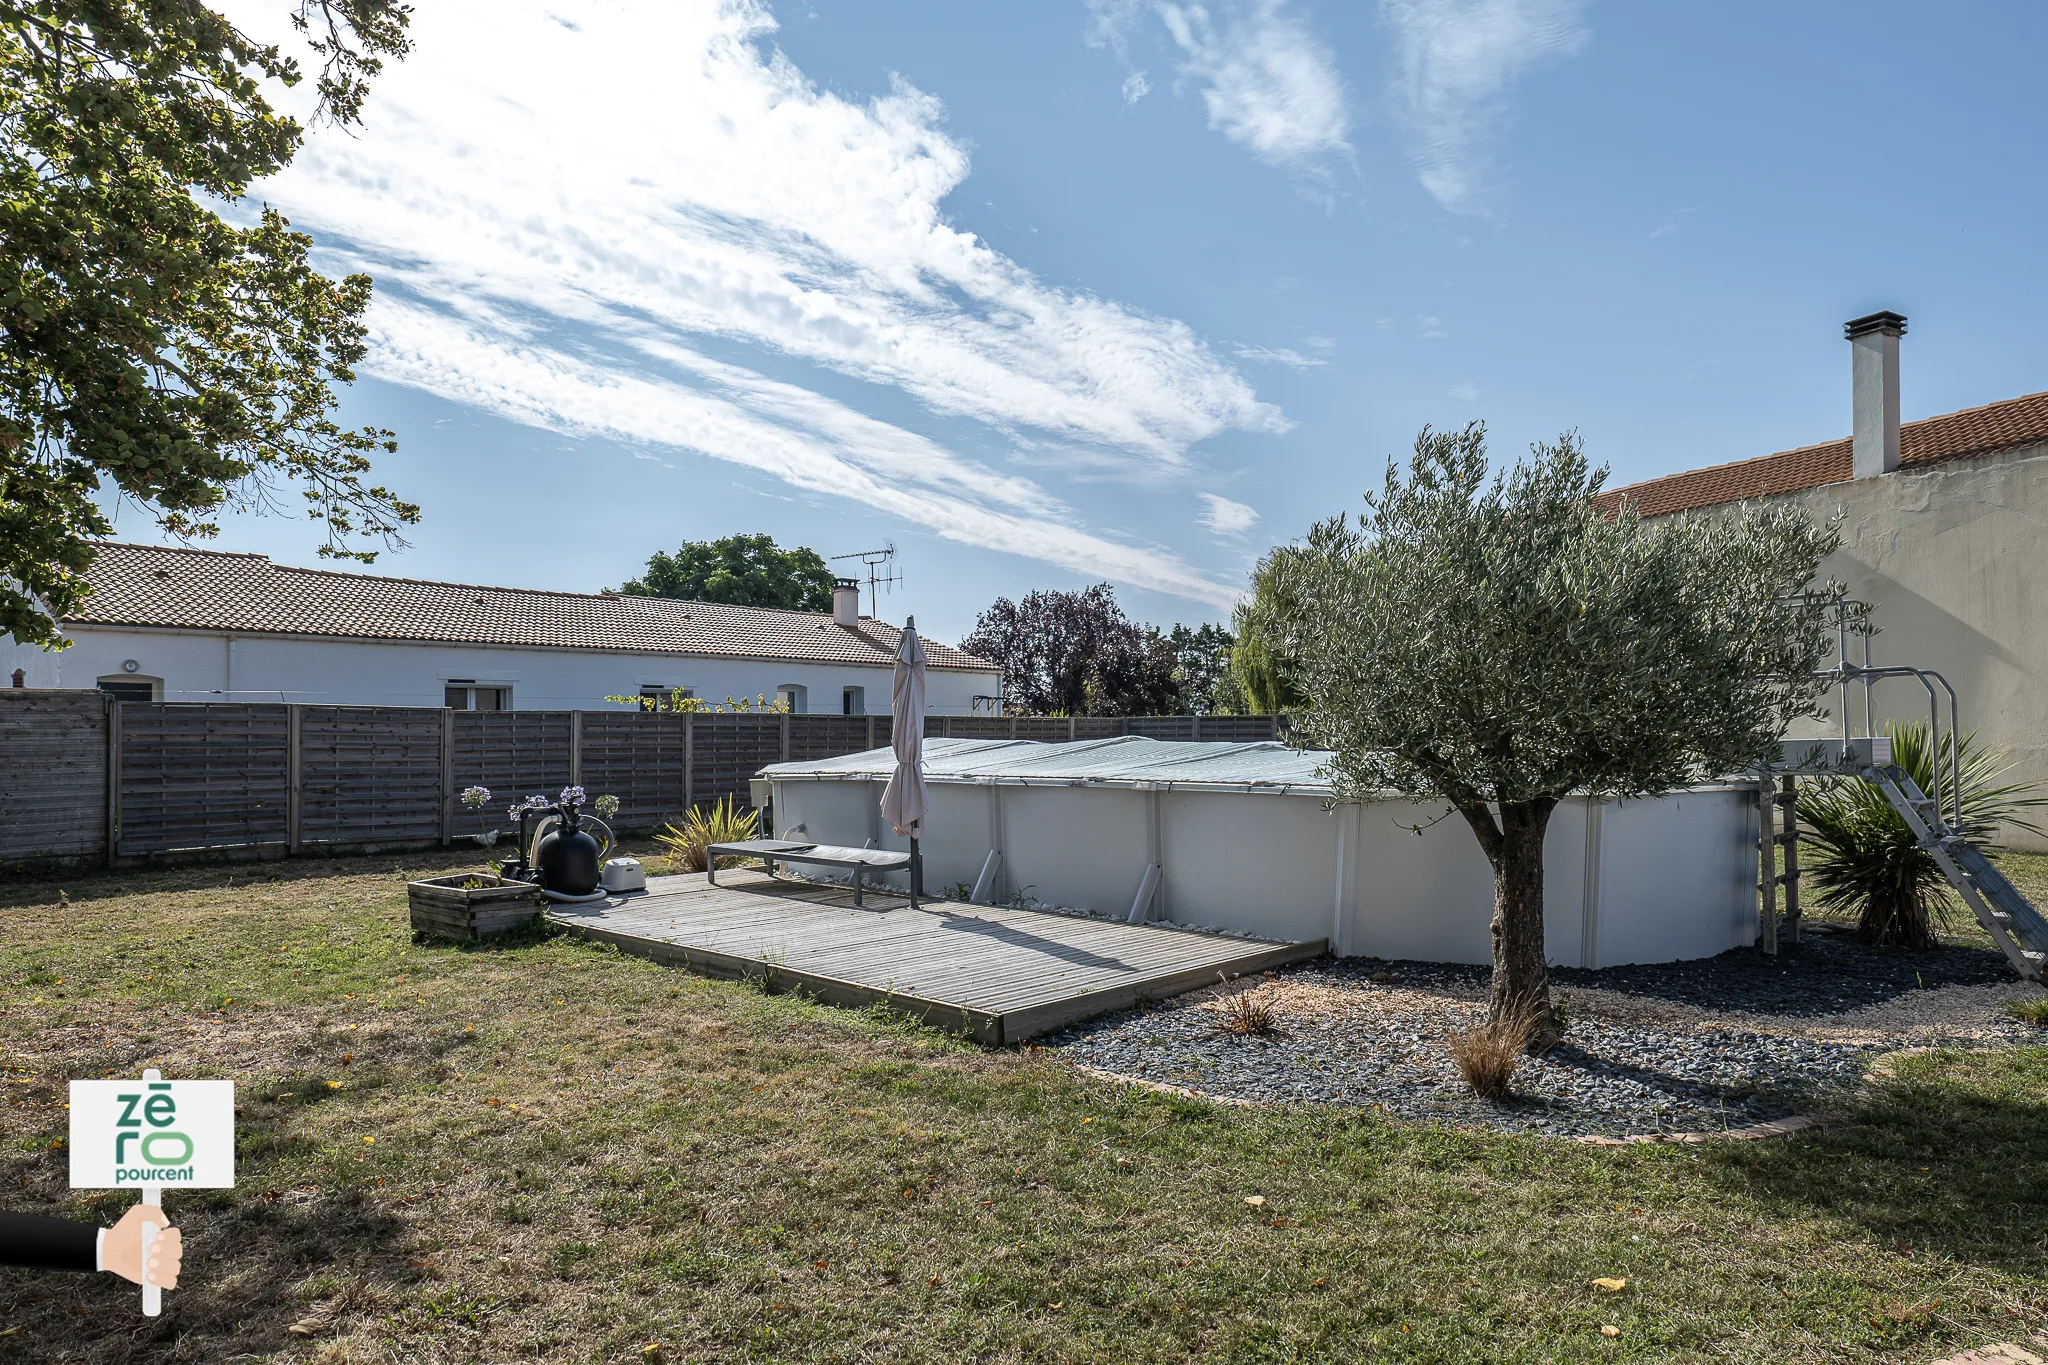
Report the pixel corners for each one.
[69,1068,234,1315]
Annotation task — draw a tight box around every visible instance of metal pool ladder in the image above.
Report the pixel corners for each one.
[1771,597,2047,982]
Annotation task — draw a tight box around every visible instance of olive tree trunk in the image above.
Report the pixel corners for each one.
[1456,796,1561,1051]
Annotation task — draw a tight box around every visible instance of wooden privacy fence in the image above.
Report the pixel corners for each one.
[0,692,1287,866]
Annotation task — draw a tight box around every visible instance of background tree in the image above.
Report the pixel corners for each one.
[963,584,1181,716]
[1268,423,1839,1046]
[620,535,838,612]
[1,0,417,648]
[1167,622,1238,714]
[1229,548,1310,715]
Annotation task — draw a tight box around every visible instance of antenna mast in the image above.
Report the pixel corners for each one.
[829,542,902,619]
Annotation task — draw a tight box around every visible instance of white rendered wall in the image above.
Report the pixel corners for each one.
[771,776,1758,967]
[0,626,996,715]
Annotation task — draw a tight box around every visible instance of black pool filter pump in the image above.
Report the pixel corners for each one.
[500,790,610,900]
[536,806,602,897]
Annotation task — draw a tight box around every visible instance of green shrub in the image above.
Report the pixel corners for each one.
[654,798,759,873]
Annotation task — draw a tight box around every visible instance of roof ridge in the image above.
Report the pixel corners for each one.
[97,541,881,626]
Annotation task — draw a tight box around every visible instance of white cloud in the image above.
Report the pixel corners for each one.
[1378,0,1588,211]
[1197,492,1261,535]
[1089,0,1348,170]
[1122,69,1152,103]
[1234,344,1326,369]
[1447,380,1478,401]
[1159,1,1351,168]
[233,0,1277,607]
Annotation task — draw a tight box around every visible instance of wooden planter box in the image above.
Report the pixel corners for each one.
[408,874,543,940]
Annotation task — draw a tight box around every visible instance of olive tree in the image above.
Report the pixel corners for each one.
[1265,423,1839,1047]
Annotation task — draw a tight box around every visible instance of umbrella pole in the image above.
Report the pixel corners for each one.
[909,836,921,908]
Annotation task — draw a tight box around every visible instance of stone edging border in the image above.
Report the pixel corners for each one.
[1067,1062,1831,1145]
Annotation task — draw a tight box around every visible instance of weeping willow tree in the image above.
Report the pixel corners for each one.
[1229,548,1309,715]
[1799,721,2046,948]
[1266,423,1839,1047]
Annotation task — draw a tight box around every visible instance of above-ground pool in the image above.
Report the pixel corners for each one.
[760,736,1758,969]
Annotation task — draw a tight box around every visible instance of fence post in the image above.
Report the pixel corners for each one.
[569,710,583,787]
[780,711,791,762]
[683,712,695,812]
[1758,776,1778,955]
[439,708,455,847]
[1009,716,1018,739]
[285,706,303,855]
[1192,714,1203,742]
[866,714,876,751]
[1779,775,1801,943]
[1068,716,1077,742]
[105,696,122,868]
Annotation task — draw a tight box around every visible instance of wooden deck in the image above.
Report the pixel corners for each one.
[547,868,1325,1044]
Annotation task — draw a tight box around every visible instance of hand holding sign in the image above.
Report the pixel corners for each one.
[69,1068,232,1315]
[102,1204,182,1289]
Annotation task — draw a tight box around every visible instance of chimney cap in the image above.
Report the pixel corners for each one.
[1845,310,1908,340]
[833,576,859,590]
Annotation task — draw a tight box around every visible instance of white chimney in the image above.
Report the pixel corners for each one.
[1846,310,1905,478]
[831,577,861,627]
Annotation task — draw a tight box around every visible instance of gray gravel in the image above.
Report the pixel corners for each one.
[1045,936,2038,1138]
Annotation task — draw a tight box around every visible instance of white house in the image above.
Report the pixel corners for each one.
[1,543,1001,715]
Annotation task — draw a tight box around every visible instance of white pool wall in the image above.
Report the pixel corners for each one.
[764,740,1758,969]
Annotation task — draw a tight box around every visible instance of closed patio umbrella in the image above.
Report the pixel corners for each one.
[879,615,929,907]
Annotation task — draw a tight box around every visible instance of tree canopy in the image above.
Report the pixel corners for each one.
[620,534,839,613]
[1228,550,1309,715]
[1167,621,1239,714]
[1,0,418,648]
[962,584,1181,717]
[1266,423,1839,1043]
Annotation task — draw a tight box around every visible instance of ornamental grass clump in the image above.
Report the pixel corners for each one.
[656,798,759,873]
[1215,984,1279,1038]
[2008,996,2048,1028]
[1798,720,2045,948]
[1449,999,1544,1099]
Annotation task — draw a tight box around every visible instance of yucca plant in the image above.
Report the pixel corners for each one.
[655,797,760,873]
[1798,720,2045,947]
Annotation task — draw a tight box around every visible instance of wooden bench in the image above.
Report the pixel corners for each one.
[706,839,914,907]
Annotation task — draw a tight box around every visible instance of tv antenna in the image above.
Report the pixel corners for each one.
[830,542,902,619]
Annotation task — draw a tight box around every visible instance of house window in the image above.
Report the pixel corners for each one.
[444,683,509,710]
[842,685,865,716]
[776,684,807,714]
[97,676,161,703]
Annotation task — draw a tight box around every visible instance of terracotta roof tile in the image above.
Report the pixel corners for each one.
[67,543,995,673]
[1600,390,2048,518]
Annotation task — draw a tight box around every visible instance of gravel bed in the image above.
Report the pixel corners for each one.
[1046,925,2044,1139]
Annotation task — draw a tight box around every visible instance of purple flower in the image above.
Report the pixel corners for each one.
[459,785,491,811]
[558,785,587,808]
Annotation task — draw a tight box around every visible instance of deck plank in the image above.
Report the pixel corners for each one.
[548,872,1323,1043]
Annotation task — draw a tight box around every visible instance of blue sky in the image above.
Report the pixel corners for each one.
[156,0,2048,644]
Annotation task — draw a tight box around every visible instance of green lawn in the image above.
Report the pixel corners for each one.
[2,848,2045,1364]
